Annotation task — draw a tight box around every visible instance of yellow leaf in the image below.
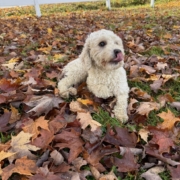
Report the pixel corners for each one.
[20,34,27,38]
[38,46,52,54]
[9,57,19,63]
[47,28,52,34]
[157,109,180,130]
[0,151,16,162]
[163,33,172,39]
[173,25,180,29]
[147,29,153,33]
[8,131,40,163]
[147,74,161,81]
[69,101,87,113]
[53,54,66,62]
[139,128,149,143]
[54,54,64,59]
[77,98,94,106]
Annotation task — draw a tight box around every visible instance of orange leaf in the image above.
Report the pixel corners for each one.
[77,98,94,106]
[157,110,180,130]
[2,157,37,180]
[23,116,50,140]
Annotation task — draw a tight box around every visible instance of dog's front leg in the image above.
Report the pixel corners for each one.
[58,77,77,98]
[58,58,88,98]
[113,94,129,123]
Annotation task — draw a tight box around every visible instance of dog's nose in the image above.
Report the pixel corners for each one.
[114,49,121,57]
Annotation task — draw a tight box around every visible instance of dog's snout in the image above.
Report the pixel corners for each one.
[114,49,121,57]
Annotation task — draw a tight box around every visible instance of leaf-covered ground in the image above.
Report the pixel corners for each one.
[0,1,180,180]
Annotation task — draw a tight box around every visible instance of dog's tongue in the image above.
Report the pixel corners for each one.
[114,52,123,62]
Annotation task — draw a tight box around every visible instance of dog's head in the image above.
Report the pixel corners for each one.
[80,29,125,70]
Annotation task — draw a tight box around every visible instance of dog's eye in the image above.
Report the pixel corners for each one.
[99,41,106,47]
[115,41,119,45]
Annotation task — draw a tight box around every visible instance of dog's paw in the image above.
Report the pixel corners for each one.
[60,91,70,99]
[68,87,77,96]
[59,87,77,99]
[114,112,128,123]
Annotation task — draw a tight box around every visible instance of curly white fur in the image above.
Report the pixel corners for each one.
[58,29,129,123]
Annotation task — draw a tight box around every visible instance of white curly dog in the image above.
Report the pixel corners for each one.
[58,29,129,123]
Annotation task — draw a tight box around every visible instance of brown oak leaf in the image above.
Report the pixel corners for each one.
[148,127,174,153]
[113,149,139,172]
[24,95,64,116]
[2,157,37,180]
[54,128,84,163]
[23,116,50,139]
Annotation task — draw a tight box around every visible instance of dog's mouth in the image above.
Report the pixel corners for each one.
[110,52,124,64]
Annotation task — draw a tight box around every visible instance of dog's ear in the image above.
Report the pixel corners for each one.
[79,36,92,70]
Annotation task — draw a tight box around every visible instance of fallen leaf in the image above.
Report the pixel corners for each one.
[0,151,16,162]
[77,98,94,106]
[145,146,180,166]
[8,105,21,124]
[140,65,156,74]
[8,131,40,162]
[156,62,168,70]
[168,165,180,180]
[128,98,138,115]
[150,78,163,93]
[0,111,11,132]
[162,73,179,83]
[50,150,64,166]
[21,77,37,85]
[99,170,118,180]
[139,128,149,143]
[119,146,143,155]
[54,128,84,163]
[47,28,52,34]
[24,95,64,116]
[113,149,139,172]
[130,87,152,100]
[90,165,101,180]
[170,102,180,111]
[137,102,161,116]
[140,166,165,180]
[0,95,6,104]
[32,129,54,149]
[72,157,87,171]
[149,127,174,153]
[157,109,180,130]
[23,116,50,139]
[29,165,61,180]
[0,78,18,92]
[83,146,119,172]
[77,112,101,132]
[69,101,87,112]
[115,127,137,147]
[37,46,52,54]
[2,157,37,180]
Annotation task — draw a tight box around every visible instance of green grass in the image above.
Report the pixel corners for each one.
[159,170,171,180]
[147,109,164,126]
[0,132,12,143]
[143,46,165,56]
[163,78,180,101]
[92,108,122,127]
[128,80,152,95]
